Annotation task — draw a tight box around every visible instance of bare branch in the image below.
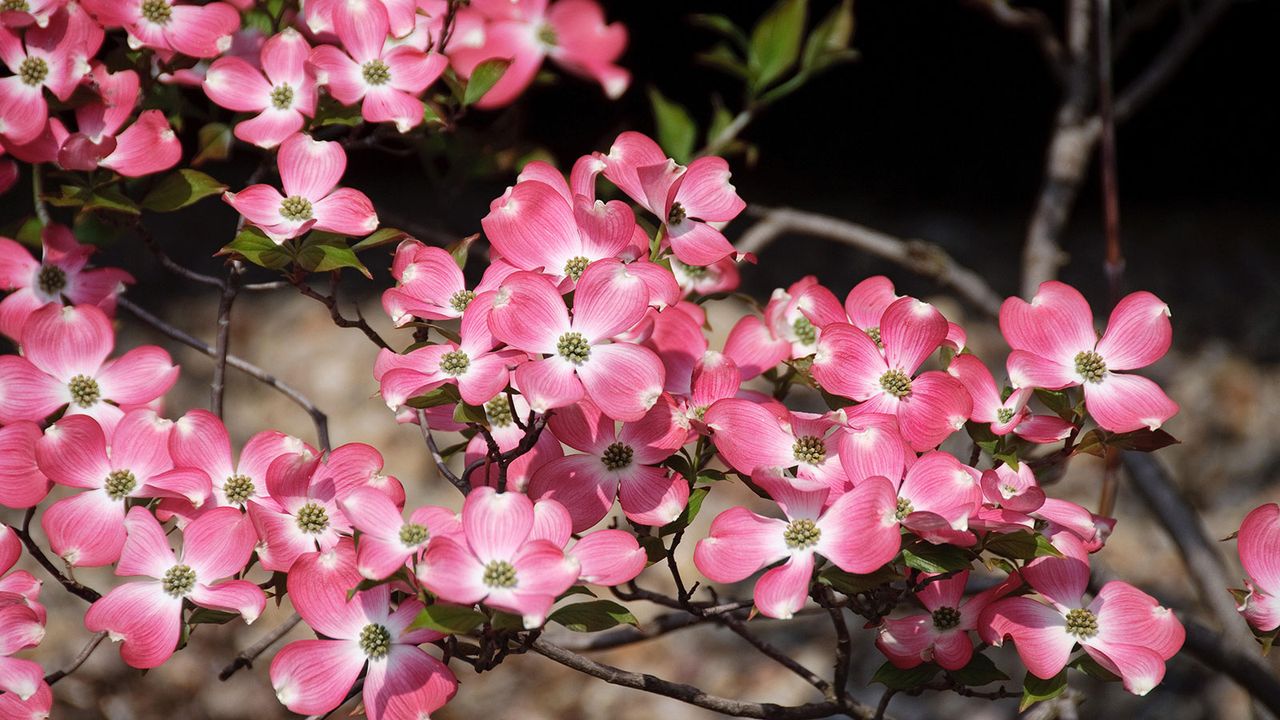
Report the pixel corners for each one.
[211,262,243,417]
[417,409,469,496]
[291,272,392,351]
[45,631,107,685]
[219,613,302,680]
[959,0,1068,83]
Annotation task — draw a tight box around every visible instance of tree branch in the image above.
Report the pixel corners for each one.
[291,272,392,351]
[210,262,242,417]
[417,409,469,496]
[44,631,107,685]
[15,508,101,603]
[218,613,302,680]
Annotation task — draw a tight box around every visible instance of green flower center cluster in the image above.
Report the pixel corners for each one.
[865,326,882,346]
[295,502,330,533]
[223,474,256,504]
[482,559,517,588]
[563,256,590,281]
[792,435,826,465]
[162,564,196,597]
[680,262,708,279]
[792,316,817,346]
[895,497,914,521]
[879,369,912,399]
[1065,608,1099,639]
[37,265,67,295]
[359,623,392,659]
[19,56,47,86]
[996,407,1016,424]
[361,59,390,86]
[399,522,429,546]
[667,202,687,225]
[2,0,31,13]
[279,195,313,221]
[557,332,591,364]
[931,606,961,630]
[68,374,101,408]
[439,350,471,376]
[449,289,476,313]
[485,396,513,427]
[269,84,295,110]
[783,518,821,549]
[1074,350,1107,383]
[601,442,634,470]
[537,23,558,46]
[105,469,137,500]
[140,0,172,24]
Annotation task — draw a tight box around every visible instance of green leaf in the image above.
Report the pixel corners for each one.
[1103,428,1180,452]
[818,566,899,596]
[193,123,233,166]
[984,531,1063,560]
[901,542,972,574]
[659,486,709,537]
[85,187,141,216]
[648,87,697,163]
[452,402,487,425]
[871,660,939,690]
[802,0,855,71]
[638,534,667,564]
[447,233,479,269]
[463,58,512,106]
[187,607,240,625]
[1020,669,1068,711]
[219,228,291,270]
[1035,388,1076,422]
[689,14,749,50]
[749,0,807,92]
[142,169,227,212]
[556,585,598,601]
[548,600,638,633]
[1069,654,1119,682]
[44,185,90,208]
[948,653,1008,686]
[295,235,371,278]
[1073,429,1105,458]
[406,384,462,409]
[351,227,409,252]
[490,612,525,631]
[696,43,752,80]
[411,603,487,635]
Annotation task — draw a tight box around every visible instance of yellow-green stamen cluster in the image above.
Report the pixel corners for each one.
[996,407,1015,424]
[2,0,31,12]
[18,56,47,86]
[932,606,961,630]
[162,564,196,597]
[68,374,100,408]
[482,559,517,588]
[485,396,513,427]
[1074,350,1107,383]
[398,522,428,546]
[449,289,475,313]
[439,350,470,376]
[879,369,912,399]
[223,474,255,504]
[361,59,390,85]
[895,497,914,521]
[792,435,826,465]
[792,316,817,346]
[140,0,172,23]
[680,263,708,279]
[105,469,137,501]
[563,256,590,281]
[783,518,821,549]
[359,623,392,659]
[37,265,66,295]
[537,23,558,46]
[667,202,687,225]
[279,195,313,221]
[1065,608,1098,639]
[557,332,590,364]
[295,502,329,533]
[601,442,634,470]
[865,326,882,346]
[269,84,294,110]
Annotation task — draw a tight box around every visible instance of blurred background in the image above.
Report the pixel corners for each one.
[4,0,1280,717]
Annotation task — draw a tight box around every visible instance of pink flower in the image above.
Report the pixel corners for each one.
[1002,282,1179,433]
[0,597,45,705]
[450,0,628,108]
[1234,503,1280,632]
[162,409,317,522]
[486,259,666,421]
[35,410,210,567]
[671,256,740,296]
[0,223,132,341]
[0,8,99,144]
[765,276,846,359]
[0,303,179,431]
[481,163,636,284]
[338,487,461,580]
[683,350,741,429]
[631,302,707,396]
[52,64,181,177]
[0,523,16,575]
[417,486,580,628]
[694,469,902,619]
[271,543,457,719]
[203,28,316,148]
[464,392,563,493]
[84,506,264,668]
[811,296,972,451]
[528,394,690,532]
[601,132,746,266]
[947,353,1032,435]
[308,0,447,132]
[980,532,1184,695]
[704,398,852,499]
[877,570,1020,671]
[381,240,494,326]
[0,680,51,720]
[723,313,790,381]
[223,133,378,243]
[522,497,647,586]
[82,0,239,59]
[303,0,421,40]
[0,422,50,509]
[843,275,900,336]
[0,0,65,29]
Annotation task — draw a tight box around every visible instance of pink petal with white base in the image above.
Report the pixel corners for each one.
[571,259,648,342]
[979,596,1074,679]
[576,342,664,422]
[693,507,788,583]
[703,398,795,475]
[311,187,378,236]
[816,476,902,573]
[270,639,367,716]
[1239,503,1280,596]
[1000,281,1096,365]
[665,219,736,267]
[189,580,267,624]
[22,303,113,381]
[488,271,570,353]
[754,552,814,619]
[617,464,687,528]
[1095,291,1172,371]
[84,582,182,668]
[673,157,744,222]
[0,423,51,508]
[96,346,179,406]
[514,357,584,414]
[723,315,790,381]
[571,530,645,585]
[1083,373,1179,432]
[116,507,175,578]
[482,182,580,273]
[881,297,947,374]
[811,323,887,400]
[279,133,345,200]
[42,490,124,567]
[100,111,181,177]
[463,486,533,561]
[362,645,457,720]
[895,371,971,451]
[528,454,617,533]
[183,507,257,579]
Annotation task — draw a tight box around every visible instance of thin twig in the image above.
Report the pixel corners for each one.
[32,163,50,225]
[417,409,469,496]
[118,296,331,450]
[16,508,101,603]
[718,612,832,697]
[218,613,302,680]
[44,631,108,684]
[291,272,392,351]
[211,262,242,417]
[818,587,853,702]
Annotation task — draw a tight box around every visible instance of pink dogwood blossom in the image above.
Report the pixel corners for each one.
[203,28,316,148]
[381,240,497,326]
[84,506,264,668]
[82,0,239,59]
[0,8,99,144]
[464,391,564,492]
[223,133,378,243]
[338,487,461,580]
[521,496,646,586]
[0,422,49,509]
[1234,503,1280,632]
[0,598,44,706]
[704,398,852,499]
[1002,281,1179,433]
[877,570,1021,671]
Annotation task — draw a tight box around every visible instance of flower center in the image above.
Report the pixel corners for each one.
[792,316,817,346]
[161,564,196,597]
[279,195,313,222]
[996,407,1015,424]
[484,396,513,427]
[439,350,470,376]
[1073,350,1107,383]
[295,502,329,533]
[895,497,914,521]
[482,559,517,588]
[140,0,172,24]
[932,606,961,630]
[359,623,392,659]
[792,435,826,465]
[667,202,687,225]
[537,23,558,46]
[449,289,475,313]
[18,56,47,86]
[398,522,428,546]
[557,332,591,364]
[865,326,882,346]
[782,518,821,549]
[223,474,255,504]
[361,59,390,86]
[269,83,295,110]
[601,442,633,470]
[105,469,137,500]
[2,0,31,12]
[67,374,101,408]
[563,256,590,281]
[1064,607,1098,639]
[879,369,912,399]
[37,265,66,295]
